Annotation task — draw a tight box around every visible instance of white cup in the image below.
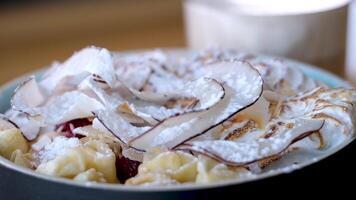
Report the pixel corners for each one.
[184,0,350,77]
[347,0,356,85]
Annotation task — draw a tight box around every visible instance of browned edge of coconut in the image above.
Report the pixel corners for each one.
[128,61,264,151]
[0,114,20,129]
[169,61,264,149]
[177,120,325,167]
[93,78,226,152]
[10,76,41,116]
[172,85,263,149]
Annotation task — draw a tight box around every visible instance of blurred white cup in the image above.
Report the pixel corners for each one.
[347,0,356,85]
[184,0,350,77]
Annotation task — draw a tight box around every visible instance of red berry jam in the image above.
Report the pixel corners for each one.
[56,118,92,138]
[116,156,141,183]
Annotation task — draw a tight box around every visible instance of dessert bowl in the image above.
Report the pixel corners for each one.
[0,48,355,200]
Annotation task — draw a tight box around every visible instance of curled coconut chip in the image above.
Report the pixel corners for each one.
[177,87,355,166]
[13,88,104,126]
[278,87,356,148]
[129,61,263,151]
[130,77,225,120]
[187,47,321,96]
[11,76,45,115]
[79,77,160,125]
[244,58,321,96]
[189,95,270,142]
[9,84,104,140]
[39,46,116,94]
[4,110,41,141]
[0,114,18,131]
[86,75,225,125]
[94,77,225,149]
[178,119,325,166]
[37,91,104,125]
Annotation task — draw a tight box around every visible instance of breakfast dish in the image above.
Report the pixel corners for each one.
[0,46,355,186]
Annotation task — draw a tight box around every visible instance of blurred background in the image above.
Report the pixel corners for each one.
[0,0,184,84]
[0,0,355,85]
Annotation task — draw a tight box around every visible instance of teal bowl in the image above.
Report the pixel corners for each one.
[0,49,354,200]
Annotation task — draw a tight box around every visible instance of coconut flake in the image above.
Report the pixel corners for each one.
[95,77,226,150]
[16,91,104,127]
[0,114,18,131]
[132,77,223,106]
[80,78,159,125]
[39,46,116,94]
[279,88,356,148]
[239,55,322,95]
[11,76,45,115]
[129,61,263,151]
[236,96,270,129]
[117,102,160,125]
[115,62,152,90]
[37,91,103,125]
[178,119,324,166]
[132,77,225,120]
[5,110,41,140]
[190,96,269,142]
[93,109,150,144]
[79,77,124,109]
[31,135,52,151]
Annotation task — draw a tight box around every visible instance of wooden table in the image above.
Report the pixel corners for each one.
[0,0,184,84]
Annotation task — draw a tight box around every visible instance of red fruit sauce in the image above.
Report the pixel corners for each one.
[56,118,92,138]
[116,156,141,183]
